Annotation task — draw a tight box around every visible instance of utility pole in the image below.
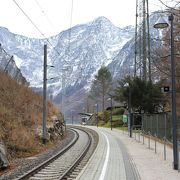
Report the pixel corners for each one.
[71,110,74,125]
[134,0,138,77]
[128,86,132,137]
[61,74,65,118]
[136,0,151,81]
[110,96,113,130]
[95,104,99,127]
[146,0,151,82]
[42,44,47,144]
[142,0,147,81]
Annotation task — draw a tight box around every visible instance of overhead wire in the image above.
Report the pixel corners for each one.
[51,0,75,70]
[34,0,57,32]
[158,0,180,10]
[12,0,69,64]
[59,0,74,88]
[67,0,74,57]
[69,0,74,38]
[12,0,45,38]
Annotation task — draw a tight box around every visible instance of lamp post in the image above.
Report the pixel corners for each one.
[95,104,99,127]
[107,97,113,130]
[154,13,178,170]
[71,110,74,125]
[128,86,132,138]
[83,107,85,113]
[125,83,132,137]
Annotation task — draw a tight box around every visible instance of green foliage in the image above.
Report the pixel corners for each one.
[112,115,122,121]
[112,108,125,115]
[96,110,125,128]
[89,65,112,112]
[90,65,112,96]
[98,110,110,123]
[113,76,165,113]
[98,120,106,126]
[98,114,124,128]
[95,65,112,83]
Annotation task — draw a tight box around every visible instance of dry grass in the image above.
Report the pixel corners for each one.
[0,71,62,159]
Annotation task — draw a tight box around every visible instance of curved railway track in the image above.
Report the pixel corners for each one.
[16,127,98,180]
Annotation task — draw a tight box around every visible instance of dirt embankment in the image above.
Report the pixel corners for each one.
[0,71,63,160]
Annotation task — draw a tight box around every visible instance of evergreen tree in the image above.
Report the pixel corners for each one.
[113,76,165,113]
[90,65,112,113]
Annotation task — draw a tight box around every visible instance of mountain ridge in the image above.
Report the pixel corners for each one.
[0,16,135,119]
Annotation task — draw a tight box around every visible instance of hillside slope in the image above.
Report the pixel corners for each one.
[0,71,62,159]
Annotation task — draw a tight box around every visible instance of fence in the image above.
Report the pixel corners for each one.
[0,44,28,85]
[138,112,180,142]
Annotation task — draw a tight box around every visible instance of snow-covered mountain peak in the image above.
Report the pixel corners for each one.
[0,16,135,105]
[92,16,114,26]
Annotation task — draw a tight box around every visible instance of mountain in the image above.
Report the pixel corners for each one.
[0,42,27,85]
[0,16,135,119]
[107,12,163,82]
[0,27,57,86]
[48,17,134,96]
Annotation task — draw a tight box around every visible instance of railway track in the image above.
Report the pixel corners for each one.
[16,127,98,180]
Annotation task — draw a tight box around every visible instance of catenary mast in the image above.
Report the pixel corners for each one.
[135,0,151,81]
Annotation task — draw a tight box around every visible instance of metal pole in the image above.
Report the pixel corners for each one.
[148,131,151,149]
[42,44,47,144]
[146,0,151,82]
[134,0,138,77]
[96,104,99,127]
[4,56,13,73]
[165,113,167,143]
[155,133,157,154]
[110,97,113,130]
[71,111,74,125]
[138,129,140,142]
[129,86,132,137]
[151,115,153,135]
[142,0,147,81]
[156,114,159,138]
[164,136,166,160]
[169,14,178,170]
[164,113,167,160]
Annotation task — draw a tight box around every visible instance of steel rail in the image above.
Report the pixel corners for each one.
[58,127,92,179]
[18,128,79,180]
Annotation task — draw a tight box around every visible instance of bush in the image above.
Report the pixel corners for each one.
[98,111,110,122]
[112,108,125,115]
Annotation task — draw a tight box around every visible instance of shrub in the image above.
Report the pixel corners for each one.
[112,108,125,115]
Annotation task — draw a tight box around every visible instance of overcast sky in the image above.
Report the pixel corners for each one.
[0,0,168,38]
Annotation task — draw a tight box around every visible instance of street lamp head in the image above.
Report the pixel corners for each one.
[124,82,129,87]
[154,16,169,29]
